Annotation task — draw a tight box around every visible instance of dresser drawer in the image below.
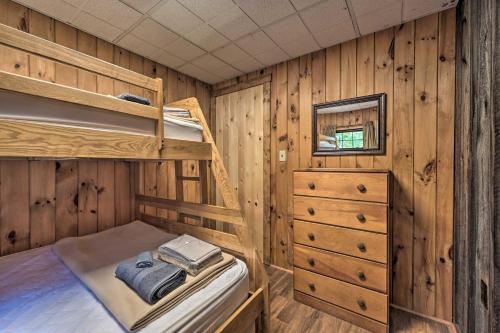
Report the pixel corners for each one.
[293,195,388,233]
[294,268,388,323]
[294,244,387,293]
[294,220,387,263]
[293,171,388,203]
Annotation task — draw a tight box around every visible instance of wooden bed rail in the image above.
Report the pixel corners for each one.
[136,195,244,225]
[0,22,160,91]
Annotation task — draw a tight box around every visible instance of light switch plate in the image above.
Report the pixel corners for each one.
[279,150,286,162]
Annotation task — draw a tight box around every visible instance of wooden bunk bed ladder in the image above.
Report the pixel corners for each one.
[136,97,270,332]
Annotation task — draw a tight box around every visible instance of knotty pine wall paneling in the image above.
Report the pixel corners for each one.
[0,0,211,255]
[212,8,456,320]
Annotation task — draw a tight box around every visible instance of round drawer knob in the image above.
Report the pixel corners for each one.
[357,271,366,281]
[357,243,366,252]
[357,298,367,310]
[308,233,315,241]
[357,184,367,193]
[356,213,366,223]
[308,258,315,266]
[308,283,316,292]
[308,182,316,190]
[307,207,315,215]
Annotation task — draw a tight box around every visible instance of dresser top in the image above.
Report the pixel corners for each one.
[294,168,390,173]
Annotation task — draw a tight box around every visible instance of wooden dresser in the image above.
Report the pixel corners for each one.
[293,169,391,333]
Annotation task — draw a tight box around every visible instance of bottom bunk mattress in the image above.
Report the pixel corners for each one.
[0,240,248,333]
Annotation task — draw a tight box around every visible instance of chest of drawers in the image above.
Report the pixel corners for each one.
[293,169,391,333]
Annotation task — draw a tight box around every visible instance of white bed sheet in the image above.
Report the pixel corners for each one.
[0,246,248,333]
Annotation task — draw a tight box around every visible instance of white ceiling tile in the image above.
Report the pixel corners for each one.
[213,64,242,79]
[403,0,456,22]
[150,49,186,68]
[209,5,259,40]
[231,58,264,73]
[264,15,310,47]
[236,30,278,57]
[177,0,235,22]
[191,53,227,69]
[212,43,254,65]
[151,0,203,35]
[290,0,324,10]
[83,0,142,30]
[72,12,123,41]
[120,0,161,13]
[253,47,289,66]
[299,0,351,33]
[117,34,158,57]
[131,18,179,49]
[165,38,205,61]
[314,23,356,48]
[17,0,78,23]
[357,3,402,35]
[178,63,223,83]
[234,0,296,26]
[350,0,401,16]
[190,54,242,79]
[63,0,87,6]
[185,24,230,52]
[280,34,320,58]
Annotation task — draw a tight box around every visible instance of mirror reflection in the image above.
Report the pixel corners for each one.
[313,94,386,156]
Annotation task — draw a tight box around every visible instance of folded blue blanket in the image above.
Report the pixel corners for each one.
[116,93,151,105]
[115,257,186,304]
[136,251,153,268]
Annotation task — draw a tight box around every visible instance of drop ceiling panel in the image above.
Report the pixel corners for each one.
[313,23,356,48]
[208,5,259,40]
[254,47,289,66]
[299,0,352,33]
[236,31,279,57]
[192,53,228,69]
[185,24,229,52]
[213,43,255,65]
[178,63,222,83]
[264,14,311,47]
[72,12,123,41]
[130,18,179,49]
[402,0,457,22]
[232,57,265,73]
[356,3,402,35]
[121,0,162,13]
[151,0,203,35]
[117,34,158,58]
[234,0,296,26]
[14,0,458,84]
[166,38,205,61]
[82,0,142,31]
[279,34,320,58]
[290,0,325,10]
[178,0,235,22]
[150,49,186,68]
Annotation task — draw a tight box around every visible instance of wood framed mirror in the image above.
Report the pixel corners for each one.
[312,93,386,156]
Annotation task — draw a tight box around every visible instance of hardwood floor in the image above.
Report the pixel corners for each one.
[267,265,456,333]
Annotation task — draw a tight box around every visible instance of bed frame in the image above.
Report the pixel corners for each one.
[0,22,269,332]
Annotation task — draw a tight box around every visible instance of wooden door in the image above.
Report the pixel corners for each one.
[215,84,270,262]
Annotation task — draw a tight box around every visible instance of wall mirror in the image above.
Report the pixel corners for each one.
[312,93,386,156]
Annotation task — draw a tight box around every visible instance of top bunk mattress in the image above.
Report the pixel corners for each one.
[0,91,204,142]
[0,240,248,333]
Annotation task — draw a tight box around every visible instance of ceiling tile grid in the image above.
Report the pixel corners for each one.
[13,0,458,84]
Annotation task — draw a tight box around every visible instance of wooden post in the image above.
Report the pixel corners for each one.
[454,0,498,332]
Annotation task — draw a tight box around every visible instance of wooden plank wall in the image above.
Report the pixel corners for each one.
[0,0,211,255]
[212,9,456,320]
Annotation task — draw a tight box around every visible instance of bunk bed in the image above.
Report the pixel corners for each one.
[0,22,269,333]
